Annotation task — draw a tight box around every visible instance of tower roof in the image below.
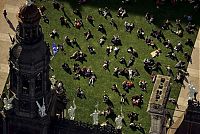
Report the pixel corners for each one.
[17,1,41,23]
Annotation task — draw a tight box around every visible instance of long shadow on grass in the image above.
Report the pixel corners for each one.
[58,0,200,27]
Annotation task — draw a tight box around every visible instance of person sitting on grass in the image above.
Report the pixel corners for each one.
[175,61,185,69]
[111,84,120,96]
[86,15,94,26]
[101,106,115,120]
[151,49,161,58]
[41,14,49,24]
[166,51,178,61]
[168,98,179,109]
[171,27,183,37]
[88,74,96,86]
[76,87,86,99]
[174,42,183,53]
[161,19,173,30]
[98,24,106,35]
[73,63,80,72]
[151,72,157,83]
[88,45,96,54]
[120,93,129,105]
[149,40,158,49]
[103,92,110,103]
[143,58,155,73]
[70,51,87,63]
[131,94,143,108]
[185,38,194,48]
[84,29,93,40]
[145,12,150,22]
[58,43,66,55]
[60,16,66,26]
[127,58,135,68]
[127,47,138,58]
[49,29,59,39]
[184,52,192,64]
[73,8,82,18]
[174,71,186,84]
[124,21,134,33]
[128,68,134,80]
[64,36,71,45]
[163,39,173,50]
[128,112,139,123]
[85,68,93,77]
[111,35,122,46]
[74,18,83,29]
[137,28,145,39]
[103,60,110,71]
[62,63,71,74]
[114,46,120,58]
[139,80,147,92]
[52,1,60,10]
[186,22,197,34]
[106,46,113,56]
[166,65,174,77]
[150,29,163,42]
[98,8,103,15]
[110,18,118,30]
[145,36,151,46]
[102,7,112,19]
[99,35,107,47]
[145,12,154,24]
[119,57,127,67]
[113,67,120,77]
[71,38,78,46]
[117,7,128,19]
[122,80,134,93]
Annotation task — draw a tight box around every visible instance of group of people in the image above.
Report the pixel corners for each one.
[42,0,198,132]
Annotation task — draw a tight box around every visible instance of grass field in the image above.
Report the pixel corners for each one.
[36,0,199,133]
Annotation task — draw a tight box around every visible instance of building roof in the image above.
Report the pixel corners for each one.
[147,75,171,114]
[17,2,41,23]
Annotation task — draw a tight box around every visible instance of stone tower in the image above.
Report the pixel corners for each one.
[147,75,171,134]
[6,1,51,134]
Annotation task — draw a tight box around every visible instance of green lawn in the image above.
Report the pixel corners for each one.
[36,0,199,133]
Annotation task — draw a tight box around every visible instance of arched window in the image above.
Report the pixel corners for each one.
[35,73,42,94]
[20,100,30,112]
[21,75,29,95]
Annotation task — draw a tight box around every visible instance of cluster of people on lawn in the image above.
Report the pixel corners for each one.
[39,0,199,132]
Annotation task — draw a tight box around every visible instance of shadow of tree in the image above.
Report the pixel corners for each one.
[57,0,200,27]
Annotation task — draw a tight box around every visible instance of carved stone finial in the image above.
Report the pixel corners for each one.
[26,0,34,6]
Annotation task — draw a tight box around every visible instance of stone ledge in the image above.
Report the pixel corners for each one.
[0,63,9,73]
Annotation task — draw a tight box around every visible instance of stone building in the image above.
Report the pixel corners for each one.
[147,75,171,134]
[0,1,116,134]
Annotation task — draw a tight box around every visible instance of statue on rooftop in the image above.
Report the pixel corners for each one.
[115,106,124,130]
[90,102,100,125]
[36,98,47,117]
[188,82,197,100]
[90,109,100,125]
[26,0,34,6]
[3,90,18,111]
[68,99,76,120]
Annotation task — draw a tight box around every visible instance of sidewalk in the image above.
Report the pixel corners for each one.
[167,29,200,134]
[0,0,25,95]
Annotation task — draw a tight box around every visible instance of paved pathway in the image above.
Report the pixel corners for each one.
[0,0,25,95]
[167,29,200,134]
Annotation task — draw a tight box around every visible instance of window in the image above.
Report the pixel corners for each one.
[21,75,29,95]
[20,100,30,112]
[35,73,42,94]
